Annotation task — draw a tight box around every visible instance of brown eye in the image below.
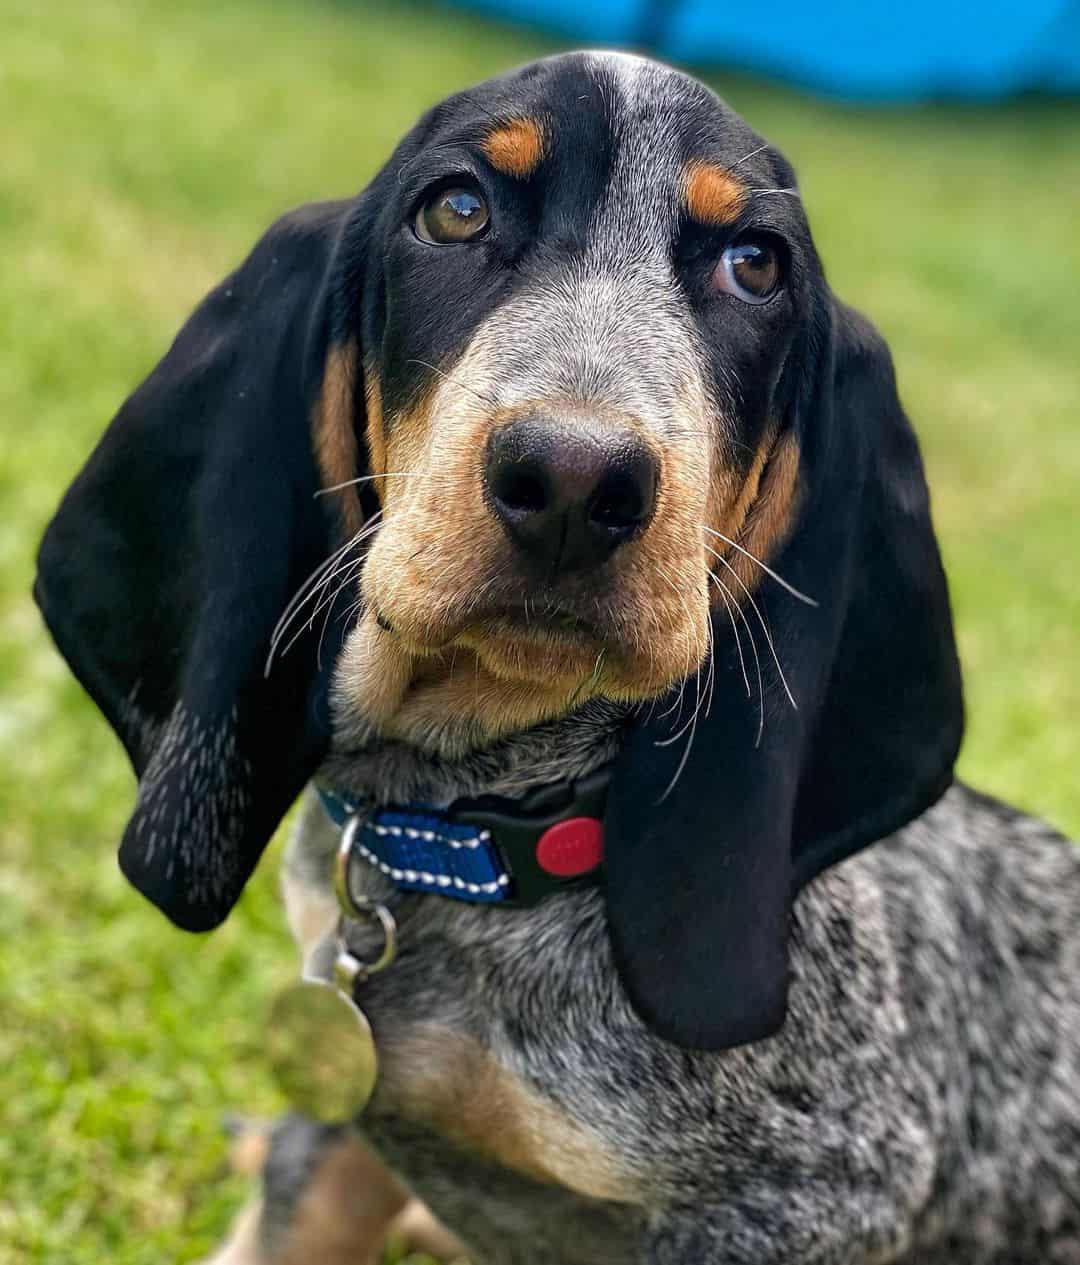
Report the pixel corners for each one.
[714,240,782,304]
[414,184,490,244]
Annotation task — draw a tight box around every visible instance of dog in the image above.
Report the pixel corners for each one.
[36,50,1079,1265]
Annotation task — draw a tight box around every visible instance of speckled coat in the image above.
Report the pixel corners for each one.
[261,714,1080,1265]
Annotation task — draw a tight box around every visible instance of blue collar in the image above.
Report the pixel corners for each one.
[316,765,610,908]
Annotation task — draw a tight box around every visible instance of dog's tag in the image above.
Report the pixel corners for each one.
[267,816,397,1123]
[267,975,378,1122]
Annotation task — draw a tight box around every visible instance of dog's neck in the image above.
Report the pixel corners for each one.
[320,698,627,810]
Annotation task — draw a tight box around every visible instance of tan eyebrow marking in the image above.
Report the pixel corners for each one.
[683,160,748,226]
[481,118,547,179]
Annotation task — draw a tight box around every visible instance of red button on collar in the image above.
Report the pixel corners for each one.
[535,817,604,877]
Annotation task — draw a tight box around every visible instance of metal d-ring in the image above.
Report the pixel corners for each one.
[341,897,397,976]
[332,813,398,980]
[333,812,367,917]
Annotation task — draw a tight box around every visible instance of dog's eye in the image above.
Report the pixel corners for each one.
[714,239,783,304]
[414,184,490,244]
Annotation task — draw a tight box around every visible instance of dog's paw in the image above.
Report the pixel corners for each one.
[386,1197,469,1262]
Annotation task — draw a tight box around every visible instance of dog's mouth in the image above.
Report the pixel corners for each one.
[474,605,601,642]
[376,599,620,687]
[377,604,597,642]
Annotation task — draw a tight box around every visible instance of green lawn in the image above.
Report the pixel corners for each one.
[1,1,1078,1260]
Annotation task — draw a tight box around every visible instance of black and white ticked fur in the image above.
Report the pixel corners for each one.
[272,709,1080,1264]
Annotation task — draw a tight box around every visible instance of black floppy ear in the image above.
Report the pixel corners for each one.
[35,200,369,931]
[604,299,964,1050]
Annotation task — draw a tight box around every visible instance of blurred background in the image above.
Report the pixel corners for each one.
[1,0,1077,1260]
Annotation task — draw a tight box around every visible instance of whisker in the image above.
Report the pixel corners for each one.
[569,647,606,708]
[715,581,751,698]
[655,587,716,748]
[635,606,666,727]
[336,593,367,630]
[272,531,358,636]
[264,511,382,675]
[708,548,797,710]
[315,472,425,497]
[701,525,816,606]
[404,358,499,409]
[696,607,718,722]
[655,651,709,748]
[266,541,356,670]
[277,555,366,667]
[315,548,374,668]
[281,517,381,642]
[711,573,765,746]
[727,141,770,172]
[656,687,700,803]
[461,561,510,620]
[654,563,695,724]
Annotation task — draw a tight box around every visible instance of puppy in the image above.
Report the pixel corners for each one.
[37,51,1079,1265]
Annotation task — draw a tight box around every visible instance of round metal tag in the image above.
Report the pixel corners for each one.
[266,978,378,1123]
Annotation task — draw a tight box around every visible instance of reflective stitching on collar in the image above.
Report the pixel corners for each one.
[368,822,492,849]
[355,842,510,895]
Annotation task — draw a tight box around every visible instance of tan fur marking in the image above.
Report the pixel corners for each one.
[387,1200,468,1261]
[684,160,747,227]
[710,432,801,598]
[274,1135,411,1265]
[734,431,801,588]
[351,387,713,750]
[379,1028,638,1203]
[385,650,598,753]
[363,359,388,485]
[312,340,365,534]
[336,609,418,730]
[203,1130,462,1265]
[707,435,772,555]
[229,1127,270,1178]
[482,118,547,179]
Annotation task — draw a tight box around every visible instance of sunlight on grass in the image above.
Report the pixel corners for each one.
[1,0,1077,1259]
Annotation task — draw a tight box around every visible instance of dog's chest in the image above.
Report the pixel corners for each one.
[339,888,654,1262]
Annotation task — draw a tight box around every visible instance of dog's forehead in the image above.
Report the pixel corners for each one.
[437,52,766,205]
[580,50,745,138]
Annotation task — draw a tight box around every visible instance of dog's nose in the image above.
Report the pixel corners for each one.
[485,415,658,572]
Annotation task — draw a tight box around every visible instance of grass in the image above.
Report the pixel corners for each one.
[1,0,1078,1259]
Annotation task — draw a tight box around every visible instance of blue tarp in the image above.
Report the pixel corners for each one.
[448,0,1080,99]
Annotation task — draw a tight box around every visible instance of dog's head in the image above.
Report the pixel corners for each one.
[36,53,963,1049]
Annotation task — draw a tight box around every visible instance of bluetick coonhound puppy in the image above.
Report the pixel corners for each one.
[37,50,1079,1265]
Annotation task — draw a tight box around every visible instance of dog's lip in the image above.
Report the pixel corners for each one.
[374,603,605,660]
[468,604,601,641]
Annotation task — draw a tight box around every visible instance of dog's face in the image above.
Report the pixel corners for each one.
[330,53,815,749]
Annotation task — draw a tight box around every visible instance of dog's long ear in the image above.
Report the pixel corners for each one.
[604,300,964,1050]
[35,200,370,931]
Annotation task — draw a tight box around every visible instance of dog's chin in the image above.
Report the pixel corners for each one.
[457,617,610,688]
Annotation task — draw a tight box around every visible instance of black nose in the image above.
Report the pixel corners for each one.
[485,415,658,573]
